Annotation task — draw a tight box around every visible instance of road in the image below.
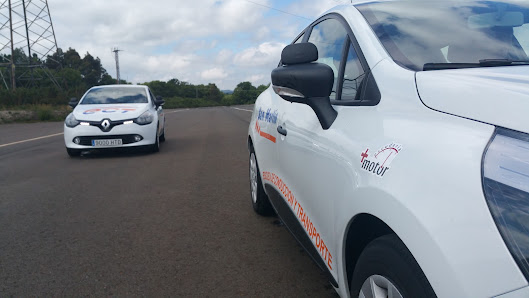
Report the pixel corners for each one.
[0,106,337,296]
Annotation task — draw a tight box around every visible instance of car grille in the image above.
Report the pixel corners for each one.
[76,134,142,146]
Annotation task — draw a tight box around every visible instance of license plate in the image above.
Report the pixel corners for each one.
[92,139,123,147]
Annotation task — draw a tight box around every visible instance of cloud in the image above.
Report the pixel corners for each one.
[32,0,342,89]
[201,68,228,80]
[234,42,285,67]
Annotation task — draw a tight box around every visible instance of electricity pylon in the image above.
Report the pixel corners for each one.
[0,0,61,90]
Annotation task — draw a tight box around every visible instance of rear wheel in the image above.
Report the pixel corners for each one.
[350,234,436,298]
[249,148,274,216]
[66,148,81,157]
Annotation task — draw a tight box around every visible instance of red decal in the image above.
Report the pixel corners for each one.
[361,149,369,163]
[255,121,276,143]
[262,171,333,270]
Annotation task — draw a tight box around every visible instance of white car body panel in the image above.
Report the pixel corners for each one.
[416,66,529,133]
[248,4,529,298]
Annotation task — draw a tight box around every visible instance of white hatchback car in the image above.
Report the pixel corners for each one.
[64,85,165,156]
[248,1,529,297]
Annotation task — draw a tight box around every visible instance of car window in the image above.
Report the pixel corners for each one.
[358,1,529,71]
[341,41,365,101]
[294,33,304,44]
[308,18,348,100]
[514,24,529,53]
[149,90,156,107]
[80,87,148,104]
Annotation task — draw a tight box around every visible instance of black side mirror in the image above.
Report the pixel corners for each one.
[68,98,78,108]
[271,43,337,129]
[155,96,165,107]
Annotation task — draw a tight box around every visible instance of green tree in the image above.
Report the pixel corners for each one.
[206,83,223,102]
[80,52,106,86]
[232,81,257,104]
[64,48,82,69]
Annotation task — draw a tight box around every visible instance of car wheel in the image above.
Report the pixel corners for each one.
[249,148,274,216]
[151,126,160,153]
[350,234,436,298]
[160,127,166,142]
[66,148,81,157]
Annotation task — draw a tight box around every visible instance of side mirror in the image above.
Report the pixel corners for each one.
[154,96,165,107]
[68,98,78,108]
[271,43,337,130]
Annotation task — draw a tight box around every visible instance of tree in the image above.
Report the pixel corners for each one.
[232,81,257,104]
[80,52,106,86]
[64,48,81,69]
[46,48,64,70]
[206,83,223,102]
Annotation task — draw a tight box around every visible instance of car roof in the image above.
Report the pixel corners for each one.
[92,84,147,89]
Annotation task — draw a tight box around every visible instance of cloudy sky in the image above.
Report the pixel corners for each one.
[47,0,348,90]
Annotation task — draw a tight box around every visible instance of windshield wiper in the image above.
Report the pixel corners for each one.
[479,59,529,66]
[424,59,529,71]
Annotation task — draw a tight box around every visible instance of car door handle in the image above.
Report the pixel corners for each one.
[277,125,287,136]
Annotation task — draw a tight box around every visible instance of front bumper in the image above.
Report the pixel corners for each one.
[64,121,157,149]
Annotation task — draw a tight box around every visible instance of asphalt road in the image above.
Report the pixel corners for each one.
[0,106,336,297]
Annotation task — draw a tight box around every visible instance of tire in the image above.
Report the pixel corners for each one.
[151,126,160,153]
[350,234,436,298]
[66,148,81,157]
[249,148,274,216]
[160,127,166,143]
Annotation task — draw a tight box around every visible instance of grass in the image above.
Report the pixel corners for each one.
[0,104,71,123]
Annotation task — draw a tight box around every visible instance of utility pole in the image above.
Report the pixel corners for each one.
[8,0,15,90]
[112,48,122,84]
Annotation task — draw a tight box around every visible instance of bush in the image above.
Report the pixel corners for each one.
[36,105,53,121]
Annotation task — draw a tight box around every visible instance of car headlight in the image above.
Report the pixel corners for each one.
[135,111,154,125]
[483,128,529,280]
[65,113,80,128]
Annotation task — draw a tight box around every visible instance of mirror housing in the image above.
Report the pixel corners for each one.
[68,98,78,108]
[271,43,337,130]
[154,96,165,107]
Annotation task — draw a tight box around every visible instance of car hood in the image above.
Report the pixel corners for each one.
[416,66,529,134]
[73,104,150,122]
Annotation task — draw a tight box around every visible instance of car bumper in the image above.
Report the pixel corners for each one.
[64,121,157,149]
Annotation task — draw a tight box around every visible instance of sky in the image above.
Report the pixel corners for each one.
[48,0,348,90]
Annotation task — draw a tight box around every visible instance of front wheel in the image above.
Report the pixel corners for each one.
[160,127,166,142]
[350,234,436,298]
[249,149,274,216]
[151,126,160,153]
[66,148,81,157]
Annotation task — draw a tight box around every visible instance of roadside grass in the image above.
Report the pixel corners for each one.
[0,105,70,124]
[0,96,251,124]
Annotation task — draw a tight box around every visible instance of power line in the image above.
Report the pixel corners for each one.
[243,0,312,21]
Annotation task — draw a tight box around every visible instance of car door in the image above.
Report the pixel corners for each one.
[149,88,164,135]
[275,15,374,283]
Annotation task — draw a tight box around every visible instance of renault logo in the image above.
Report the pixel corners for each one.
[101,119,111,131]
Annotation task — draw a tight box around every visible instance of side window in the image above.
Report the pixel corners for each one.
[149,90,156,107]
[342,41,365,101]
[308,18,348,100]
[293,33,304,44]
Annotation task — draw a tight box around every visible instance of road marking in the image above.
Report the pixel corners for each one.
[232,107,253,112]
[0,132,64,148]
[165,109,190,115]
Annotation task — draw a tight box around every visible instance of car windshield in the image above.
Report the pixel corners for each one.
[80,87,148,104]
[357,1,529,71]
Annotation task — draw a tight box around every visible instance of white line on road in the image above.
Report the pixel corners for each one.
[232,107,253,112]
[0,132,64,148]
[165,109,190,115]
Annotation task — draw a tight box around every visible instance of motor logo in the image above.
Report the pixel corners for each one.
[360,143,403,177]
